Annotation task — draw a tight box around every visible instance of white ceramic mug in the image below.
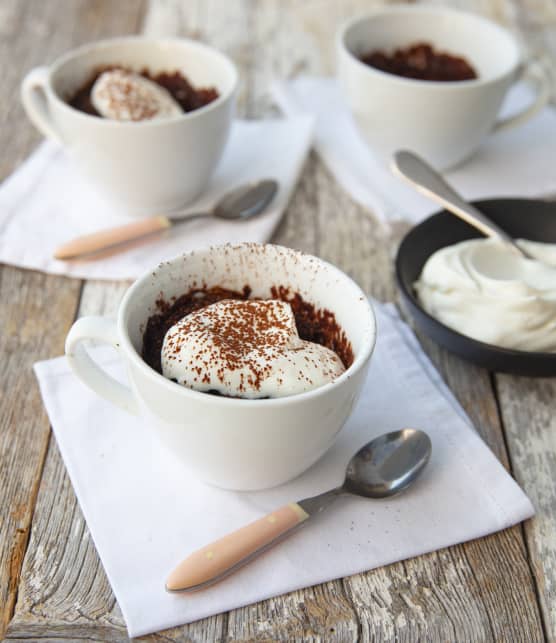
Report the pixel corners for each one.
[65,243,376,490]
[338,6,550,170]
[21,37,238,214]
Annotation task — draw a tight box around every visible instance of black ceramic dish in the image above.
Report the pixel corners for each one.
[395,198,556,377]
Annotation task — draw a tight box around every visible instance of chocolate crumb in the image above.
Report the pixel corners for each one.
[67,65,219,117]
[360,42,477,82]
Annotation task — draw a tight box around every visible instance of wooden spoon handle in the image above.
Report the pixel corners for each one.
[54,215,171,260]
[166,503,309,592]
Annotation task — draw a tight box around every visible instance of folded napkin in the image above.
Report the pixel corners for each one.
[273,78,556,223]
[0,117,313,280]
[34,301,533,637]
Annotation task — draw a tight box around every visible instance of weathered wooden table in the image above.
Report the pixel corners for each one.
[2,1,556,640]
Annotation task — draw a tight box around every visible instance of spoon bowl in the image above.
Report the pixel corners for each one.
[214,179,278,220]
[345,428,432,498]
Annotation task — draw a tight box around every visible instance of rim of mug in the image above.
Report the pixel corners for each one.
[43,35,239,128]
[117,242,377,407]
[337,5,521,89]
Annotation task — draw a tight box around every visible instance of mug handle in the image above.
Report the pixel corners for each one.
[493,60,551,133]
[65,316,139,415]
[21,66,63,143]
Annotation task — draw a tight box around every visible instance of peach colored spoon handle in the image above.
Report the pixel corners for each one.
[166,503,309,592]
[54,215,172,260]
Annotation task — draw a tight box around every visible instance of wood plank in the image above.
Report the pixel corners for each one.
[8,1,238,640]
[0,0,146,635]
[0,268,81,639]
[240,1,545,641]
[345,529,543,642]
[496,374,556,640]
[0,0,145,638]
[475,0,556,637]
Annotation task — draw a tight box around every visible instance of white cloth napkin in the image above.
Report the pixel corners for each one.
[273,78,556,223]
[33,301,533,638]
[0,117,313,280]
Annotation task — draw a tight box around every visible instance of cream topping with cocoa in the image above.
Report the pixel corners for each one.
[91,69,183,121]
[161,299,346,398]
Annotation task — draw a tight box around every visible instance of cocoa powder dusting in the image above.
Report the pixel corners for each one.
[143,285,250,375]
[142,285,353,387]
[164,300,302,394]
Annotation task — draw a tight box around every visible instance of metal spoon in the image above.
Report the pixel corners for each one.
[54,179,279,260]
[166,428,432,593]
[391,150,530,259]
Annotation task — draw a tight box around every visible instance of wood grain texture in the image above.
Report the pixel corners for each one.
[496,374,556,639]
[3,0,556,641]
[7,1,237,641]
[0,0,144,638]
[0,268,81,638]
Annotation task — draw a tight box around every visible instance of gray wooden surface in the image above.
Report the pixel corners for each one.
[2,0,556,640]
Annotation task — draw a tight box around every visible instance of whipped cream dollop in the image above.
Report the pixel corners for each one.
[161,299,346,398]
[415,238,556,352]
[91,69,182,121]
